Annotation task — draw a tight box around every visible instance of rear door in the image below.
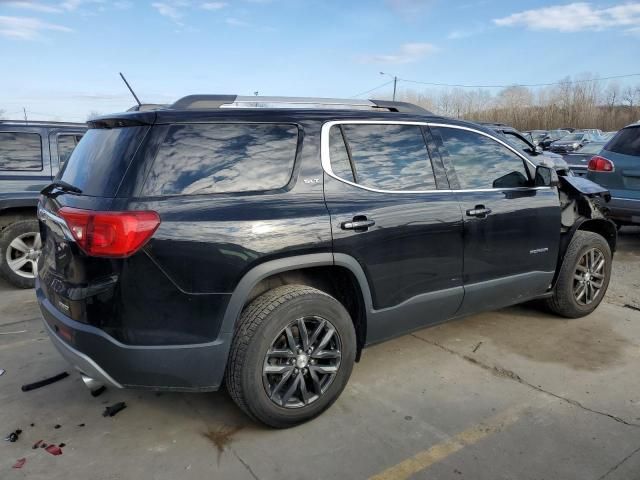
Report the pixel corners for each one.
[428,124,560,315]
[322,120,464,343]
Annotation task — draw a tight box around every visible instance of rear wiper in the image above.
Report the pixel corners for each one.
[41,180,83,196]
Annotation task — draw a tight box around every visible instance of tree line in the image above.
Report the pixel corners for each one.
[397,74,640,132]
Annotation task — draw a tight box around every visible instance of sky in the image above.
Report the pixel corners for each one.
[0,0,639,121]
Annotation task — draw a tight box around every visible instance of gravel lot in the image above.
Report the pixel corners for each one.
[1,228,639,479]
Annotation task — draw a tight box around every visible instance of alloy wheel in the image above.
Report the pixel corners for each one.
[5,232,41,279]
[573,247,606,305]
[262,316,342,409]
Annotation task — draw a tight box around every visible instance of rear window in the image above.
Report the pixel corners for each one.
[141,123,298,196]
[0,132,42,171]
[59,127,149,197]
[605,126,640,156]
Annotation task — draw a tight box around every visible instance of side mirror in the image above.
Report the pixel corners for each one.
[535,145,544,154]
[535,165,559,187]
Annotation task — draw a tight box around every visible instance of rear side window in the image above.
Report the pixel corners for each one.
[605,127,640,156]
[329,123,437,191]
[57,134,83,166]
[142,123,298,196]
[0,132,42,171]
[432,127,529,189]
[60,126,149,197]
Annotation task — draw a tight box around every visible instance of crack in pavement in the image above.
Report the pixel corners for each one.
[596,444,640,480]
[410,334,640,428]
[231,448,261,480]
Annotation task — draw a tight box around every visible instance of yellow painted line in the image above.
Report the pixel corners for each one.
[369,404,527,480]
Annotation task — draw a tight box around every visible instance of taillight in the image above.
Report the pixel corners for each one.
[587,155,614,172]
[58,207,160,258]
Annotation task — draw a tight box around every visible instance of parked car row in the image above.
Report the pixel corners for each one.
[0,120,86,288]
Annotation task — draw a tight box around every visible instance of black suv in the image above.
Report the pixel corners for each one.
[0,120,85,288]
[36,96,616,428]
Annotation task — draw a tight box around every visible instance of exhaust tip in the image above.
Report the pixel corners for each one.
[81,374,104,392]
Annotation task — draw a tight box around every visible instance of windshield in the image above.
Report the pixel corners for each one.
[561,133,584,141]
[576,143,604,154]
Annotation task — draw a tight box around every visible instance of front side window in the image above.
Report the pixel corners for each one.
[142,123,298,196]
[432,127,530,189]
[328,123,437,191]
[0,132,42,171]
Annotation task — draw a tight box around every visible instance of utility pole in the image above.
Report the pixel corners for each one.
[380,72,398,101]
[23,107,28,123]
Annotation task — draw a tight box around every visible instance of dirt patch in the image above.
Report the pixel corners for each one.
[203,425,244,460]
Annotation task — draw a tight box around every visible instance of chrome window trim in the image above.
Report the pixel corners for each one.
[320,120,548,194]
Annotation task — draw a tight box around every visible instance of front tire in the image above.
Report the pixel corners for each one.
[0,219,41,289]
[225,285,356,428]
[546,231,612,318]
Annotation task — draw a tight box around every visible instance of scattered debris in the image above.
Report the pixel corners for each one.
[12,458,26,469]
[5,429,22,442]
[45,444,63,456]
[30,423,34,427]
[32,440,43,449]
[58,442,66,448]
[624,304,640,312]
[404,415,413,421]
[103,402,127,417]
[41,443,47,448]
[0,330,27,335]
[0,369,5,376]
[21,372,69,392]
[54,424,61,429]
[77,423,85,427]
[472,341,483,353]
[90,385,106,397]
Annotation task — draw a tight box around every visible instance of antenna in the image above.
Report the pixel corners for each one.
[119,72,142,107]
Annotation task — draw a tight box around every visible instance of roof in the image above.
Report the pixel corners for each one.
[0,120,86,128]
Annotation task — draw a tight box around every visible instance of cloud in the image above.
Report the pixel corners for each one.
[225,17,249,26]
[201,1,226,9]
[151,1,187,21]
[360,42,438,64]
[0,15,72,39]
[447,25,485,39]
[2,1,64,13]
[494,2,640,33]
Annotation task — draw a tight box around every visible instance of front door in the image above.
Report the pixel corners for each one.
[322,121,464,343]
[429,124,561,315]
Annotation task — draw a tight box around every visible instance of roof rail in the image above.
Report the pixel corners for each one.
[0,119,86,127]
[170,95,432,114]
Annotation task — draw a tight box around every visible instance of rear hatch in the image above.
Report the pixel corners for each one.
[587,125,640,197]
[37,114,154,340]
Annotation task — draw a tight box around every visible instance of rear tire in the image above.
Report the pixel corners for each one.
[0,219,41,289]
[546,231,611,318]
[225,285,356,428]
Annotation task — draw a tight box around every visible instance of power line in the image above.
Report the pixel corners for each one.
[350,79,394,98]
[395,72,640,89]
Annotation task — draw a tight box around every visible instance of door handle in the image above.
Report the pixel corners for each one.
[466,205,492,218]
[341,216,375,232]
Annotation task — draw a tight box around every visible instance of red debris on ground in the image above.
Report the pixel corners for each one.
[12,458,26,469]
[45,444,63,456]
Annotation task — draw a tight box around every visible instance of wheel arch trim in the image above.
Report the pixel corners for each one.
[220,252,373,335]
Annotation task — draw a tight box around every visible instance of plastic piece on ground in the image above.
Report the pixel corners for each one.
[21,372,69,392]
[45,445,63,456]
[102,402,127,417]
[12,458,26,469]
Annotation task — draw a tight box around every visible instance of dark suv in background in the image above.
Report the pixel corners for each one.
[0,120,85,287]
[36,96,615,428]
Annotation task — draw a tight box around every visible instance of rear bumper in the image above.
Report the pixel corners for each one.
[607,196,640,225]
[36,281,232,391]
